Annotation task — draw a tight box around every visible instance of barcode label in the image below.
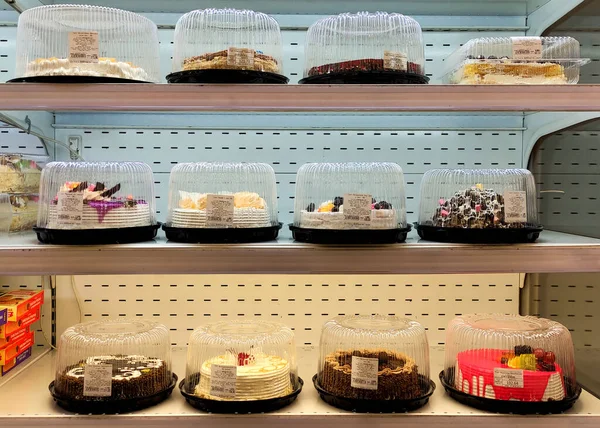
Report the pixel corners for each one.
[351,356,379,390]
[227,47,255,68]
[504,190,527,223]
[83,364,112,397]
[511,37,542,60]
[344,193,372,227]
[206,194,235,227]
[494,368,524,388]
[210,364,237,398]
[56,191,84,226]
[384,50,407,71]
[68,31,99,64]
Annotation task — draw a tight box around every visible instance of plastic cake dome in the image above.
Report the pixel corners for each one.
[315,315,433,412]
[302,11,426,84]
[14,4,160,82]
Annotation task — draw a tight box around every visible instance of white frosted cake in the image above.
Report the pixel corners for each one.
[172,191,271,228]
[25,57,150,81]
[196,352,293,401]
[47,181,151,229]
[300,199,397,229]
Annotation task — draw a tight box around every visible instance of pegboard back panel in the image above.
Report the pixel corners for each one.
[57,274,521,348]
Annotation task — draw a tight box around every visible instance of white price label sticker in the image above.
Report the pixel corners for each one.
[384,50,407,71]
[68,31,99,64]
[209,364,237,398]
[494,368,524,388]
[206,194,235,227]
[511,37,542,60]
[227,47,255,68]
[351,356,379,390]
[83,364,113,397]
[504,190,527,224]
[344,193,372,227]
[56,191,84,226]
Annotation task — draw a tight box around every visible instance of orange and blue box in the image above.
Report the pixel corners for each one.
[0,290,43,322]
[1,347,32,376]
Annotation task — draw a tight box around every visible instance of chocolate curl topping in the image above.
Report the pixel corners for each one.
[95,182,105,192]
[100,183,121,198]
[71,181,88,192]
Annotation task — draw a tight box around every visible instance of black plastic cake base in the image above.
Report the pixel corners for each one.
[34,224,160,245]
[439,370,581,414]
[179,377,303,414]
[298,71,429,84]
[49,373,177,414]
[289,225,411,244]
[163,223,282,243]
[8,76,150,83]
[416,224,543,243]
[166,70,289,84]
[313,374,435,413]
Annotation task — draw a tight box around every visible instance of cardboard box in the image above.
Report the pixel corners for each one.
[1,347,32,376]
[0,309,40,339]
[0,290,43,322]
[0,308,6,327]
[0,326,29,349]
[0,331,34,365]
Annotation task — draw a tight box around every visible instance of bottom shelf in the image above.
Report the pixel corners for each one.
[0,347,599,426]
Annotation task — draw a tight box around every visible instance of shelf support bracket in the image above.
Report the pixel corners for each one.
[526,0,585,35]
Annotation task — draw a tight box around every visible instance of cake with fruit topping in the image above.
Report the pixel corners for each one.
[320,349,421,400]
[457,56,567,84]
[432,184,526,229]
[171,191,271,229]
[299,196,397,229]
[308,58,423,77]
[455,345,565,401]
[0,154,41,193]
[195,347,293,401]
[183,49,279,73]
[55,355,169,401]
[25,57,150,81]
[47,181,151,229]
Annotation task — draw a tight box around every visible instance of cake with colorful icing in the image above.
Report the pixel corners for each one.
[455,345,565,401]
[300,196,397,229]
[195,348,293,401]
[0,154,42,193]
[47,181,151,229]
[171,191,271,228]
[25,57,150,81]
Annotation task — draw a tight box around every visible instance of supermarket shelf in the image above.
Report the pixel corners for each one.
[2,230,600,275]
[577,349,600,401]
[0,346,598,427]
[2,84,600,112]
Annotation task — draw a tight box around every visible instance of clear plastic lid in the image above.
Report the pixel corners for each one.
[54,319,172,401]
[317,315,430,400]
[293,162,406,230]
[37,161,156,230]
[0,154,46,193]
[442,314,576,402]
[166,162,278,229]
[303,12,425,78]
[15,5,160,82]
[418,169,539,229]
[0,193,39,233]
[441,36,589,84]
[173,9,284,74]
[183,320,298,401]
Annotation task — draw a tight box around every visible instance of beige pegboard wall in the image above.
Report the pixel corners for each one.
[55,274,522,347]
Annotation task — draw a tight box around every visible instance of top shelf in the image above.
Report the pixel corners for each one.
[3,84,600,112]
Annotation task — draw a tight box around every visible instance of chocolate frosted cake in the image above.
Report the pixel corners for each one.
[320,350,421,400]
[55,355,169,401]
[432,184,525,229]
[308,59,422,77]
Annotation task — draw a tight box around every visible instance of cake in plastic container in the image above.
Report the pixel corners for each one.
[441,314,580,413]
[416,168,542,243]
[163,162,280,243]
[0,154,45,193]
[300,12,427,84]
[51,319,176,414]
[442,37,589,84]
[35,161,158,244]
[13,5,160,83]
[291,162,409,243]
[169,9,287,83]
[315,315,433,412]
[0,193,39,233]
[181,320,302,413]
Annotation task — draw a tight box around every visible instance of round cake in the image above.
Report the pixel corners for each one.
[432,184,525,229]
[172,191,271,228]
[300,197,396,229]
[25,57,150,81]
[320,350,421,400]
[195,351,293,401]
[455,347,565,401]
[308,58,422,77]
[55,354,169,401]
[47,181,151,229]
[0,155,42,193]
[183,49,279,73]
